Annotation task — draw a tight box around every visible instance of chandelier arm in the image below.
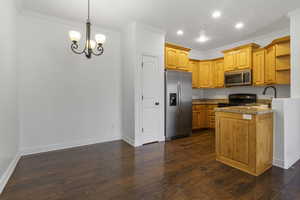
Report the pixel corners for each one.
[91,45,104,56]
[71,43,86,55]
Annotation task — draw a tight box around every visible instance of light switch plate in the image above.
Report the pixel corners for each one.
[243,114,252,120]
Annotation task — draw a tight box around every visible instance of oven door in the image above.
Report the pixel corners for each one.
[225,72,243,87]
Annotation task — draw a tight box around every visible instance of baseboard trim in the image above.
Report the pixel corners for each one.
[21,137,122,156]
[273,158,285,169]
[0,152,21,194]
[122,135,136,147]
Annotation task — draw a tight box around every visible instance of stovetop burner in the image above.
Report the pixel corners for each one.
[218,94,257,108]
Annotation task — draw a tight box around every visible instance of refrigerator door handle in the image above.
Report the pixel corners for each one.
[177,82,181,114]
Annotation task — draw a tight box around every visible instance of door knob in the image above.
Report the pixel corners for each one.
[155,102,160,106]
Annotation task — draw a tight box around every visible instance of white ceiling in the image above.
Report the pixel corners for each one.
[20,0,300,51]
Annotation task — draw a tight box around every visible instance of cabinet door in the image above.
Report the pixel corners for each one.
[218,118,250,163]
[192,109,208,129]
[214,59,224,87]
[236,48,251,70]
[165,47,178,69]
[224,52,236,71]
[192,111,199,129]
[253,50,265,85]
[177,50,189,70]
[191,61,199,88]
[198,110,208,129]
[232,120,250,165]
[219,118,234,159]
[199,61,213,88]
[265,46,276,84]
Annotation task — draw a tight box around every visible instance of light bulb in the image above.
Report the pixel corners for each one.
[95,34,106,44]
[87,40,96,49]
[235,22,244,29]
[177,30,184,36]
[69,31,81,42]
[197,35,210,43]
[212,10,221,18]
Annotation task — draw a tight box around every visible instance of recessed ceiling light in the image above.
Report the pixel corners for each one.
[177,30,184,36]
[235,22,244,29]
[212,10,221,18]
[197,35,210,43]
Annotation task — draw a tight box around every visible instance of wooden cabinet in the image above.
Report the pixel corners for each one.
[265,46,276,84]
[252,36,290,86]
[192,105,208,129]
[192,104,217,130]
[177,50,189,70]
[216,111,273,176]
[223,43,259,72]
[190,60,199,88]
[236,48,251,70]
[165,47,178,69]
[224,51,236,71]
[199,61,214,88]
[253,49,265,86]
[165,43,191,71]
[214,59,224,88]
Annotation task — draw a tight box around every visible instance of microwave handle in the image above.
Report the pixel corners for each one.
[241,72,245,83]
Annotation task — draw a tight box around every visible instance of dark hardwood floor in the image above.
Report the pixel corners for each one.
[1,130,300,200]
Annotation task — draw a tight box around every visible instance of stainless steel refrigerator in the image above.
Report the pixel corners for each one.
[165,70,192,140]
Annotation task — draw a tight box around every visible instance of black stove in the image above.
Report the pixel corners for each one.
[218,94,257,108]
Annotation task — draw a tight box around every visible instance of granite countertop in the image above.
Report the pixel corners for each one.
[192,99,272,105]
[192,99,228,105]
[215,106,273,115]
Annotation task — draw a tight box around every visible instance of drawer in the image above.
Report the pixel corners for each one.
[208,116,215,122]
[207,110,215,116]
[193,105,207,111]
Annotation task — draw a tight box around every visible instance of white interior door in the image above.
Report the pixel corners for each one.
[141,55,161,144]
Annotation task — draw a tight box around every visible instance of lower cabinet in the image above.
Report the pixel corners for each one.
[215,111,273,176]
[192,104,217,130]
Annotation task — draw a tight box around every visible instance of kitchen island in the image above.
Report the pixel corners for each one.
[215,106,273,176]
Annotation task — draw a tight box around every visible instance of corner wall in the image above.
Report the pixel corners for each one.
[0,0,20,194]
[121,22,165,147]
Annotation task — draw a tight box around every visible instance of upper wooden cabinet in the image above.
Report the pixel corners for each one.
[236,48,251,70]
[265,46,276,84]
[224,51,236,71]
[199,61,214,88]
[165,43,191,71]
[223,43,260,72]
[252,36,290,86]
[253,49,266,86]
[190,60,199,88]
[214,59,224,88]
[165,47,178,69]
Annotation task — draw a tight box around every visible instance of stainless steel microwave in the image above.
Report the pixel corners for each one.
[224,69,252,87]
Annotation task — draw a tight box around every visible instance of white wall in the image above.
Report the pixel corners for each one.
[289,9,300,98]
[121,22,165,146]
[272,98,300,169]
[18,12,122,155]
[0,0,20,194]
[121,23,136,145]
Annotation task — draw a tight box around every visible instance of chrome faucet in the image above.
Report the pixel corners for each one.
[262,86,277,98]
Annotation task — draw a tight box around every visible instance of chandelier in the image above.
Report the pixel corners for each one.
[68,0,106,59]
